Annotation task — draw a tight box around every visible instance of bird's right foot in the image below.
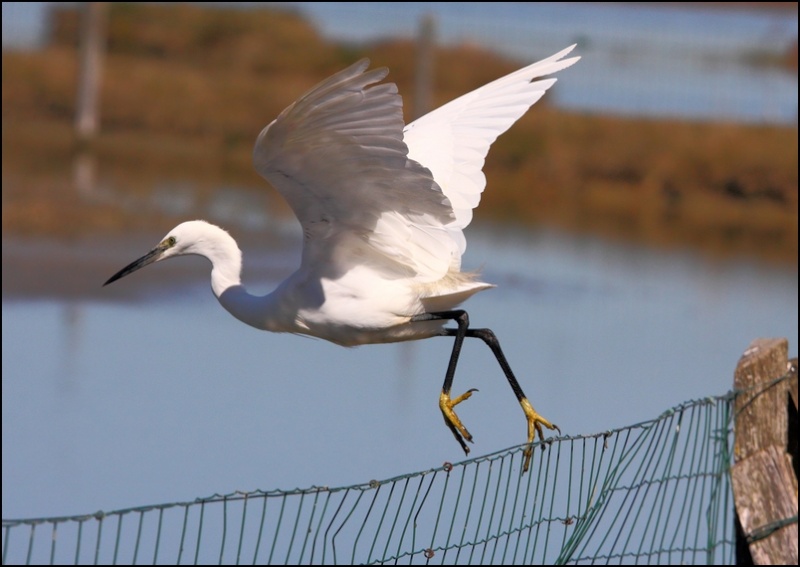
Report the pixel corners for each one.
[440,389,478,455]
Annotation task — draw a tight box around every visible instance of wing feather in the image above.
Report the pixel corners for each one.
[253,59,457,280]
[403,44,580,252]
[253,47,579,280]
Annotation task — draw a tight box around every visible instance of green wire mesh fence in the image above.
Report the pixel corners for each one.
[3,394,735,565]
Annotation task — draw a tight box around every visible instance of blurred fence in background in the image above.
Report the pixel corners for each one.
[2,2,798,124]
[284,2,798,124]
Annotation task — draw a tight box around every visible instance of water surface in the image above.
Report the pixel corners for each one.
[3,223,796,519]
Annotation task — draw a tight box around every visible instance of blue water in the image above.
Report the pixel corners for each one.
[3,224,797,519]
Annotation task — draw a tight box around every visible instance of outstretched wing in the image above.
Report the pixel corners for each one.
[404,45,580,253]
[253,59,458,281]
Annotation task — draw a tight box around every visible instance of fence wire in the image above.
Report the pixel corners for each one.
[2,390,746,565]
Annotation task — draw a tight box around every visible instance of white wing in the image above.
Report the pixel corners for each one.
[253,59,458,281]
[404,44,580,253]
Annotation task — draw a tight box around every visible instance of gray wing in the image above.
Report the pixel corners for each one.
[253,59,459,280]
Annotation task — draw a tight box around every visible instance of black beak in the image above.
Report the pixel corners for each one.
[103,246,165,286]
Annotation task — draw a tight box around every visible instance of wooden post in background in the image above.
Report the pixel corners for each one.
[731,338,798,565]
[413,13,435,121]
[75,2,108,144]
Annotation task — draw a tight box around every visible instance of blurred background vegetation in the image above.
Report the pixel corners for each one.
[2,2,797,263]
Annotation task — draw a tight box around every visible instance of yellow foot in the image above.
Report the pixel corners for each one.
[520,398,560,473]
[440,389,478,455]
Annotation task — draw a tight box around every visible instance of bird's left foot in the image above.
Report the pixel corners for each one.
[440,389,478,456]
[520,398,560,473]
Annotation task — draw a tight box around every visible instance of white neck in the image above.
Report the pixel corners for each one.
[196,223,286,332]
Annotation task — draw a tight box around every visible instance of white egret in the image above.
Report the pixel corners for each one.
[105,46,579,472]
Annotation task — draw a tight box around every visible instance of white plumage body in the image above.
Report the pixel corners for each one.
[106,46,580,346]
[213,45,578,346]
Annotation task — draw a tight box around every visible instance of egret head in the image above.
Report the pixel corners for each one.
[103,221,216,286]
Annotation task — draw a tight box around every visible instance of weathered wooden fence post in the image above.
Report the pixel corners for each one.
[731,337,798,565]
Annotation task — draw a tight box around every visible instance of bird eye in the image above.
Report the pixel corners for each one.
[166,236,176,246]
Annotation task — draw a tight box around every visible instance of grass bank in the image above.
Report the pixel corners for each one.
[3,3,796,263]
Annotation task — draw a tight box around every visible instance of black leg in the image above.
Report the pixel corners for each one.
[412,310,470,396]
[412,310,477,454]
[412,310,559,472]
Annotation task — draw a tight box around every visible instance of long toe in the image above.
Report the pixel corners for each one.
[440,390,476,453]
[520,397,559,473]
